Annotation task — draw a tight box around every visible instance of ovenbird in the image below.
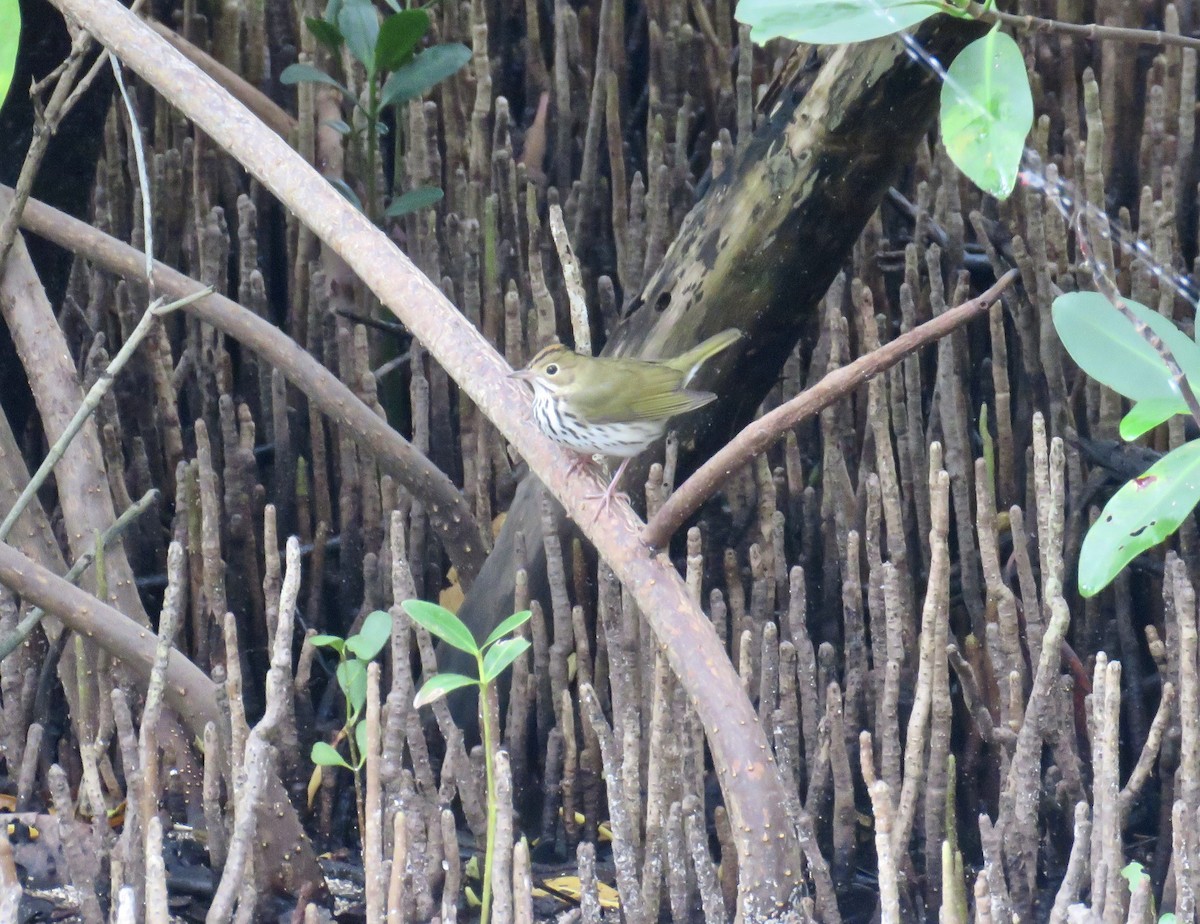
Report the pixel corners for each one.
[510,328,744,517]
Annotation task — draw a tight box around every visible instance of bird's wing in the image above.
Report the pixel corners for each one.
[574,363,717,423]
[624,388,717,421]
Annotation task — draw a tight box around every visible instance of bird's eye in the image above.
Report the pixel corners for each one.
[545,363,559,375]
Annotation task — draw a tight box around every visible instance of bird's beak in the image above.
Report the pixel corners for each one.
[508,368,534,382]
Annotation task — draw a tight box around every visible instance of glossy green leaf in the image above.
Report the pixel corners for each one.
[280,63,353,98]
[482,637,531,682]
[312,741,352,768]
[376,10,430,73]
[323,118,353,135]
[339,0,381,72]
[1120,398,1181,441]
[338,658,368,716]
[346,609,393,661]
[1053,291,1200,407]
[384,186,444,217]
[308,634,345,653]
[403,599,480,654]
[735,0,942,45]
[1079,439,1200,597]
[329,177,364,212]
[1121,861,1149,890]
[355,721,369,764]
[482,609,533,649]
[0,0,20,113]
[304,16,344,54]
[940,29,1032,198]
[414,672,477,708]
[380,43,471,107]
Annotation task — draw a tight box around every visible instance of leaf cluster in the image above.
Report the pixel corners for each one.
[1053,293,1200,597]
[280,0,470,216]
[402,600,532,707]
[309,609,393,770]
[735,0,1032,198]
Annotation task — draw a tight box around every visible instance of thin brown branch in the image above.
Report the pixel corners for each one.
[145,18,296,140]
[969,2,1200,53]
[642,268,1020,549]
[52,0,806,908]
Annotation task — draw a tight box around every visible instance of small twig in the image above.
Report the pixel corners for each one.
[968,1,1200,53]
[642,269,1019,548]
[549,204,591,356]
[109,54,154,291]
[0,488,158,662]
[0,288,209,543]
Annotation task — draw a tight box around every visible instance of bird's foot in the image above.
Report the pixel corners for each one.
[585,481,631,523]
[586,458,633,523]
[565,453,597,480]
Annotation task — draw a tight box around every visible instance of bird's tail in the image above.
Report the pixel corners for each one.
[668,328,745,384]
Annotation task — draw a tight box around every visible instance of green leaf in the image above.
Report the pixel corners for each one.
[0,0,19,113]
[380,43,471,107]
[1121,861,1149,889]
[384,186,444,217]
[304,16,344,54]
[1120,399,1181,441]
[376,10,431,73]
[338,0,381,72]
[482,609,533,649]
[338,658,369,716]
[280,62,354,99]
[939,29,1032,198]
[308,634,345,653]
[403,599,480,654]
[482,637,531,682]
[329,177,364,212]
[735,0,942,45]
[355,720,369,762]
[414,672,477,708]
[1053,291,1200,409]
[1079,440,1200,597]
[312,741,352,768]
[382,0,403,10]
[346,610,393,661]
[323,118,354,135]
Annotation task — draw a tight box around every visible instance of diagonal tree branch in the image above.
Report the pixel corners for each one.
[642,270,1020,548]
[41,0,809,914]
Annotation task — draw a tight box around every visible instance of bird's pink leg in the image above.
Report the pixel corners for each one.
[565,452,595,480]
[586,457,632,522]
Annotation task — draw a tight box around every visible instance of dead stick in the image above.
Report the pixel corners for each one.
[643,269,1020,549]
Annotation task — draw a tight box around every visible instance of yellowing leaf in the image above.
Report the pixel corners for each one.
[540,875,621,909]
[307,765,324,809]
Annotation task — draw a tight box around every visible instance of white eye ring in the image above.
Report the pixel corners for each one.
[546,363,559,375]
